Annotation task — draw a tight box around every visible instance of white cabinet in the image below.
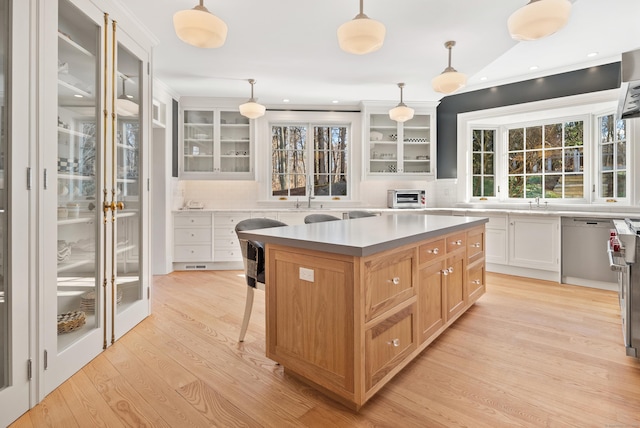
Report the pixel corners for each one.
[174,212,214,264]
[213,212,250,262]
[485,216,508,265]
[508,215,559,271]
[180,106,254,180]
[363,103,436,179]
[41,0,152,399]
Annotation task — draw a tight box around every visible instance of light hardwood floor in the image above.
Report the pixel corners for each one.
[11,271,640,427]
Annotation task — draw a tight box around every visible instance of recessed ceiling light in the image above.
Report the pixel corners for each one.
[529,65,539,71]
[480,76,488,81]
[587,52,598,58]
[74,94,83,98]
[332,100,339,104]
[283,99,290,103]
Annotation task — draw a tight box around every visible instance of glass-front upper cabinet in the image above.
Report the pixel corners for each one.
[180,105,254,179]
[364,104,436,179]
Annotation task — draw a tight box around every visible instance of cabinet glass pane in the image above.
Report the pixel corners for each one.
[57,0,100,350]
[116,44,142,314]
[369,114,397,174]
[184,110,214,172]
[0,0,7,390]
[220,111,250,173]
[402,114,430,174]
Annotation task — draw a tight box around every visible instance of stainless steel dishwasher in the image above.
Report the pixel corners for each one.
[561,217,618,289]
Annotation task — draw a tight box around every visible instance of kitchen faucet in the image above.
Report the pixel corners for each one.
[307,192,315,208]
[307,177,315,208]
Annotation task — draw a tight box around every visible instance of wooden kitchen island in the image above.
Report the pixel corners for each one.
[238,214,488,410]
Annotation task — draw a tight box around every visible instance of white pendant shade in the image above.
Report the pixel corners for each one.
[389,83,414,123]
[508,0,572,41]
[116,98,139,117]
[337,0,385,55]
[432,41,467,95]
[239,79,266,119]
[239,101,266,119]
[173,1,228,48]
[432,70,467,95]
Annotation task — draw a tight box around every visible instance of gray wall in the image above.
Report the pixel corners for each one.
[436,62,621,179]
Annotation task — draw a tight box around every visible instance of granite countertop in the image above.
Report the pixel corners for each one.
[236,213,488,257]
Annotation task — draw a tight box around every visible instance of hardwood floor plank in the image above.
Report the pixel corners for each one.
[9,271,640,427]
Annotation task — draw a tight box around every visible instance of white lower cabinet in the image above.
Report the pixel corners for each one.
[213,212,250,262]
[508,215,560,271]
[173,212,214,267]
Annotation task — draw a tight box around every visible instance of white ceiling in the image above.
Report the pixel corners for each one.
[117,0,640,108]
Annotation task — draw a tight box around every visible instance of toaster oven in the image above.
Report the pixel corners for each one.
[387,189,425,209]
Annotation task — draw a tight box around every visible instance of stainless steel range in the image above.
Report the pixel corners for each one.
[608,219,640,358]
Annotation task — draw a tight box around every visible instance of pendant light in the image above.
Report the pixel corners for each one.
[116,76,138,117]
[239,79,266,119]
[388,83,414,123]
[173,0,228,48]
[431,41,467,95]
[508,0,572,41]
[337,0,386,55]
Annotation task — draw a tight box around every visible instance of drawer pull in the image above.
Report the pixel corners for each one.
[472,242,481,248]
[452,240,462,246]
[442,269,448,276]
[427,247,439,255]
[448,267,454,273]
[387,338,400,347]
[472,279,481,285]
[191,233,195,237]
[190,219,195,223]
[387,277,400,285]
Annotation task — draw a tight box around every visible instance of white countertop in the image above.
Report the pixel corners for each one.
[236,213,488,257]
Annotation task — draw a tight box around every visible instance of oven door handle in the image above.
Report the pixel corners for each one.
[607,241,629,272]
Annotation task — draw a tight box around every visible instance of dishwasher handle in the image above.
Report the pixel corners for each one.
[607,241,629,272]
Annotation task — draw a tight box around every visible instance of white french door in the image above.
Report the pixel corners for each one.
[0,0,34,426]
[40,0,150,397]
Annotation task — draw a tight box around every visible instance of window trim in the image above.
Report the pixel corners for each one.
[593,111,631,204]
[456,90,630,206]
[255,110,362,203]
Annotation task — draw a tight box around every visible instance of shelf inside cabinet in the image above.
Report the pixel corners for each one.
[58,126,91,139]
[58,173,93,181]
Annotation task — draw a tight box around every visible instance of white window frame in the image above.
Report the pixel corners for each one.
[457,89,635,206]
[255,110,361,203]
[592,110,631,204]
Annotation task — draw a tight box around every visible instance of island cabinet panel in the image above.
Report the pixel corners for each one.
[267,247,356,397]
[444,250,467,321]
[365,301,417,391]
[468,262,486,303]
[417,259,446,343]
[364,247,417,322]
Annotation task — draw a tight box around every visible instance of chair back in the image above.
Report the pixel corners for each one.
[235,218,287,288]
[348,210,377,219]
[304,213,341,224]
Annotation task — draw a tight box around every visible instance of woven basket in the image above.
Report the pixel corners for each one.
[57,310,86,334]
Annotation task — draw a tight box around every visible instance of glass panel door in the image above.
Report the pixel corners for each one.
[402,114,431,174]
[220,111,250,173]
[56,0,100,351]
[0,0,8,394]
[369,113,398,174]
[114,43,142,318]
[183,109,214,172]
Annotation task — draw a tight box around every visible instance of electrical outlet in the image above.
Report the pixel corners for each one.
[299,267,314,282]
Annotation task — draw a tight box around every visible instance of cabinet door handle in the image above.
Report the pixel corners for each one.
[473,242,481,248]
[387,338,400,347]
[442,269,448,276]
[387,277,400,285]
[472,279,481,285]
[448,267,454,273]
[427,247,439,254]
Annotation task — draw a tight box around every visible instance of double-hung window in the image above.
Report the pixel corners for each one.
[471,129,496,197]
[597,113,627,200]
[271,123,349,199]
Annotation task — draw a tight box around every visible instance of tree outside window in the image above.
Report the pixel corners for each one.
[507,120,584,199]
[271,124,348,198]
[598,114,626,199]
[472,129,495,197]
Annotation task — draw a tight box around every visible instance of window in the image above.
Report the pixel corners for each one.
[471,129,496,197]
[271,123,349,198]
[507,120,584,199]
[598,114,627,199]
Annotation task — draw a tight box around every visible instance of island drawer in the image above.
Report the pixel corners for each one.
[467,227,485,264]
[364,247,415,322]
[419,238,445,264]
[446,232,466,253]
[365,302,417,391]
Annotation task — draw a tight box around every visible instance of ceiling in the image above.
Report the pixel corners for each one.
[116,0,640,108]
